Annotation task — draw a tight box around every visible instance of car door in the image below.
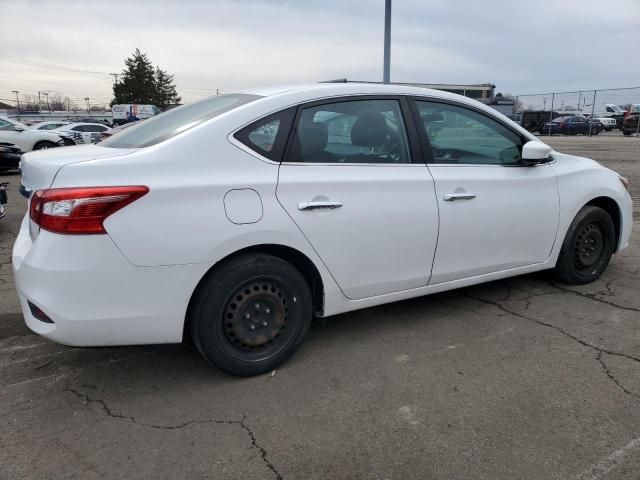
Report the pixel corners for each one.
[412,98,560,284]
[276,97,439,300]
[572,116,587,134]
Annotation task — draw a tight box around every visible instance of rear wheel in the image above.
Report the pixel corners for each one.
[33,141,57,150]
[190,254,312,376]
[555,206,615,285]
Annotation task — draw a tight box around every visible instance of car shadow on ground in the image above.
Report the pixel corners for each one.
[3,271,557,390]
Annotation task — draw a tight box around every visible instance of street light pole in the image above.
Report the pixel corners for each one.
[383,0,391,84]
[11,90,20,121]
[42,92,50,117]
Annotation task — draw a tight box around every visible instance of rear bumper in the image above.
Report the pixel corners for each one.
[12,216,210,347]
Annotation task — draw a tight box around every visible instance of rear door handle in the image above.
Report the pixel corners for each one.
[298,201,343,211]
[443,193,476,201]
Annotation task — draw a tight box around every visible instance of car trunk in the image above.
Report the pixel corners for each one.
[20,144,138,193]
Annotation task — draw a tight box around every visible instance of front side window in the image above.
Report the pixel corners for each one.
[288,99,411,164]
[415,100,523,165]
[0,119,13,130]
[102,94,262,148]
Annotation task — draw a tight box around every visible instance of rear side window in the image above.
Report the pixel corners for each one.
[102,94,262,148]
[234,108,296,162]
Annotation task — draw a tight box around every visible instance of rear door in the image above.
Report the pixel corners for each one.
[276,97,439,300]
[412,98,559,284]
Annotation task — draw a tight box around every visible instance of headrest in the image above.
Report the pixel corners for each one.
[351,112,388,147]
[299,121,328,154]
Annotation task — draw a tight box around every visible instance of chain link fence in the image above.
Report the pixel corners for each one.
[513,87,640,137]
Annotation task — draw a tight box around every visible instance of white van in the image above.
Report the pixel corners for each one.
[112,104,161,125]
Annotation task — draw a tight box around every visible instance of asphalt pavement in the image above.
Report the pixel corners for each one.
[1,134,639,479]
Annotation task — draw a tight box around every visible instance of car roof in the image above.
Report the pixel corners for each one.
[58,122,110,128]
[234,82,484,106]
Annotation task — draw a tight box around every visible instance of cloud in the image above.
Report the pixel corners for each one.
[0,0,638,104]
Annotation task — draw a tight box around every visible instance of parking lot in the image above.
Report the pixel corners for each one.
[1,135,639,479]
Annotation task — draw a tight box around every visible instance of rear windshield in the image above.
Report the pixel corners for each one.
[101,94,262,148]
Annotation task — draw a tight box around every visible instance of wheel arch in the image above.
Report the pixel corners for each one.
[584,196,622,251]
[33,139,56,150]
[183,244,325,341]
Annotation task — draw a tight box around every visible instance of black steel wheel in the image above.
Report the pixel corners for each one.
[555,206,615,284]
[190,254,312,376]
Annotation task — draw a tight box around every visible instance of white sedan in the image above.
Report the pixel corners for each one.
[13,83,633,376]
[30,121,71,131]
[0,116,64,151]
[52,122,112,145]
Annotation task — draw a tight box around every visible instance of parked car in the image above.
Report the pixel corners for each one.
[593,104,625,129]
[621,111,640,136]
[0,142,22,172]
[99,121,137,141]
[583,114,616,131]
[14,83,632,376]
[0,181,7,220]
[541,116,601,135]
[0,116,64,151]
[30,121,71,131]
[52,122,112,145]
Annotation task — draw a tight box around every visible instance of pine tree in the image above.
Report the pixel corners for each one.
[153,67,181,110]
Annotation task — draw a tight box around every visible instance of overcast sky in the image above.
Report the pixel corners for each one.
[0,0,639,106]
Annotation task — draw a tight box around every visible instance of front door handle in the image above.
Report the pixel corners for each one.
[443,193,476,201]
[298,201,343,211]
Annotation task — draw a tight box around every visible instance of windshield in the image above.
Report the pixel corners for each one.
[0,117,29,130]
[101,94,262,148]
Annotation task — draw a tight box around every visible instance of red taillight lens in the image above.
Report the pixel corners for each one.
[30,186,149,234]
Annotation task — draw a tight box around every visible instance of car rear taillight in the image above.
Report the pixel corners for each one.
[29,186,149,234]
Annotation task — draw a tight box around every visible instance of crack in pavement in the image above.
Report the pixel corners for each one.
[596,351,640,400]
[65,384,283,480]
[549,282,640,313]
[460,292,640,401]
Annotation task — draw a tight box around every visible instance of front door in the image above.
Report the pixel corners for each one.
[413,99,560,284]
[277,97,439,300]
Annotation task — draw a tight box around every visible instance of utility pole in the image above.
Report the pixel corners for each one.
[383,0,391,84]
[109,73,119,85]
[12,90,20,121]
[85,97,90,115]
[42,92,49,115]
[38,91,41,112]
[67,98,70,112]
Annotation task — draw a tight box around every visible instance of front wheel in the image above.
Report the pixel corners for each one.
[190,254,312,376]
[33,141,58,150]
[554,206,615,285]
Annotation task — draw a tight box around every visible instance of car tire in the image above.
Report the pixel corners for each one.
[623,130,631,136]
[554,206,616,285]
[190,253,312,377]
[33,141,58,150]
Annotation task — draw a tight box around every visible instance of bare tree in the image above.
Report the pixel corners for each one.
[49,94,66,111]
[21,94,39,111]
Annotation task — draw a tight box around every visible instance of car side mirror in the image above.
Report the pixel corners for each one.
[13,126,24,132]
[521,141,552,166]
